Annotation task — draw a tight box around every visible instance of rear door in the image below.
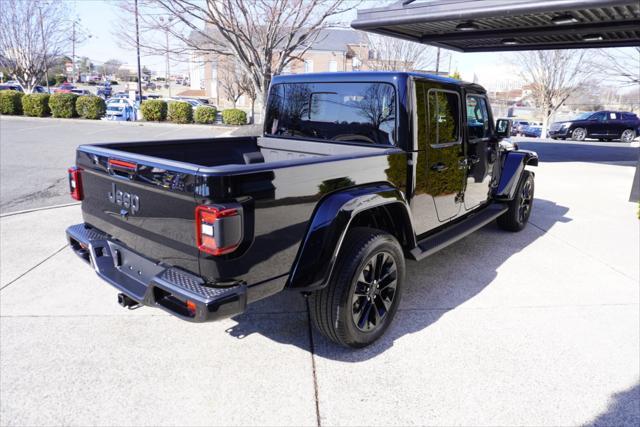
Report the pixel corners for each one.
[76,147,201,275]
[417,82,465,222]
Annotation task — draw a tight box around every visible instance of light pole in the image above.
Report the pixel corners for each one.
[36,3,50,92]
[134,0,143,101]
[159,16,174,97]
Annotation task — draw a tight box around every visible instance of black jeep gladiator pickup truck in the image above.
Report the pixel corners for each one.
[66,72,537,348]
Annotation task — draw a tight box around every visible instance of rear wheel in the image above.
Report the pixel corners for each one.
[621,129,636,143]
[571,127,587,141]
[497,171,534,232]
[309,227,405,348]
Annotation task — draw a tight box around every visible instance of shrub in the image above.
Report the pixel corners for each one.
[0,91,24,115]
[77,95,106,119]
[194,106,217,124]
[222,108,247,125]
[141,99,167,121]
[22,94,50,117]
[168,101,193,124]
[49,93,78,118]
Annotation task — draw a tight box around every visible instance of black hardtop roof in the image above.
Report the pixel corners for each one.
[271,71,486,92]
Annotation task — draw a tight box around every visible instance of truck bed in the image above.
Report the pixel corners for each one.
[75,136,403,293]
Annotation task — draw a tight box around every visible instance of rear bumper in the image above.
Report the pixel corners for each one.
[66,223,249,322]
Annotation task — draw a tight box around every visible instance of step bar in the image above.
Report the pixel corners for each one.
[409,204,508,261]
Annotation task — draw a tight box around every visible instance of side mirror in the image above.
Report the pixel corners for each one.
[495,119,512,139]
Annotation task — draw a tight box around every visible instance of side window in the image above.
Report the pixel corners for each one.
[590,112,606,121]
[466,95,490,140]
[427,90,460,145]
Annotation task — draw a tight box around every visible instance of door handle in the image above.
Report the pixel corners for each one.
[431,162,448,172]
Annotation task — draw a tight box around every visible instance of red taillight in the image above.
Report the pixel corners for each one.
[108,159,137,170]
[68,166,83,201]
[195,205,242,256]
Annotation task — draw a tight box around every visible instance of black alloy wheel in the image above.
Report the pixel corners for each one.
[351,251,398,332]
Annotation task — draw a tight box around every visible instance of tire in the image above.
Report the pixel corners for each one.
[620,129,636,143]
[571,127,587,141]
[497,170,535,232]
[309,227,405,348]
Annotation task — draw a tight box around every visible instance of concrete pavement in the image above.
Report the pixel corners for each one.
[1,139,638,426]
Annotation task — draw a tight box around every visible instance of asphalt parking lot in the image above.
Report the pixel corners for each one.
[0,116,235,214]
[0,119,639,426]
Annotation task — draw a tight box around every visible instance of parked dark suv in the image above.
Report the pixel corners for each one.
[549,111,640,143]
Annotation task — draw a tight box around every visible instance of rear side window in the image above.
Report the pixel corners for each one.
[427,90,460,144]
[466,95,490,140]
[265,82,396,145]
[621,113,638,120]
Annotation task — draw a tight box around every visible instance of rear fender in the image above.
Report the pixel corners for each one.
[287,183,415,291]
[493,150,538,201]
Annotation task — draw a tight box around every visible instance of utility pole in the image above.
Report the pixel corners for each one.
[134,0,143,101]
[435,47,440,74]
[71,20,76,83]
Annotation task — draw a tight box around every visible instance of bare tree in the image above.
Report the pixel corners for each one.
[0,0,69,92]
[365,33,436,72]
[154,0,354,119]
[101,59,123,77]
[515,50,595,137]
[596,47,640,87]
[219,63,244,108]
[238,72,258,123]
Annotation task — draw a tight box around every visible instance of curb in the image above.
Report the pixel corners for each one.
[0,114,239,131]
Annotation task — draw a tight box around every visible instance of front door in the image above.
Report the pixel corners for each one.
[424,87,466,222]
[464,94,495,210]
[586,111,608,137]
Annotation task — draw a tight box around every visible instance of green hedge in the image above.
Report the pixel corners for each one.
[22,94,50,117]
[76,95,106,119]
[194,106,217,124]
[141,100,167,121]
[49,93,78,118]
[222,108,247,125]
[168,101,193,124]
[0,91,24,115]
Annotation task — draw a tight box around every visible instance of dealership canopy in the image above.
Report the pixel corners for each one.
[351,0,640,52]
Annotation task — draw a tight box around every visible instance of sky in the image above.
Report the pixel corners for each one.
[69,0,634,92]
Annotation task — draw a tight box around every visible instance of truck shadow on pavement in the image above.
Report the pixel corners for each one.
[586,383,640,426]
[226,198,571,362]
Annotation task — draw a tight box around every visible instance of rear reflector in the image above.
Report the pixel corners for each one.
[195,205,242,256]
[68,166,83,201]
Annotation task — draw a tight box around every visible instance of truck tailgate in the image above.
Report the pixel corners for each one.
[76,147,201,275]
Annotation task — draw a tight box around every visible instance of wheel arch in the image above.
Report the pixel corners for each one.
[287,182,416,292]
[494,150,538,201]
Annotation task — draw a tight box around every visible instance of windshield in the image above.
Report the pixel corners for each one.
[265,82,396,145]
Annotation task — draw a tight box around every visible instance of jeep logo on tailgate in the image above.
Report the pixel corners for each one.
[108,182,140,215]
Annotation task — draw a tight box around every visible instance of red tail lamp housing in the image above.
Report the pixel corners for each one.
[195,205,243,256]
[68,166,83,201]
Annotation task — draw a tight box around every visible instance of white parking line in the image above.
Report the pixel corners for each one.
[0,202,80,218]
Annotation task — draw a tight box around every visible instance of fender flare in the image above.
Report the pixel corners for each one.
[493,150,538,201]
[287,183,415,291]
